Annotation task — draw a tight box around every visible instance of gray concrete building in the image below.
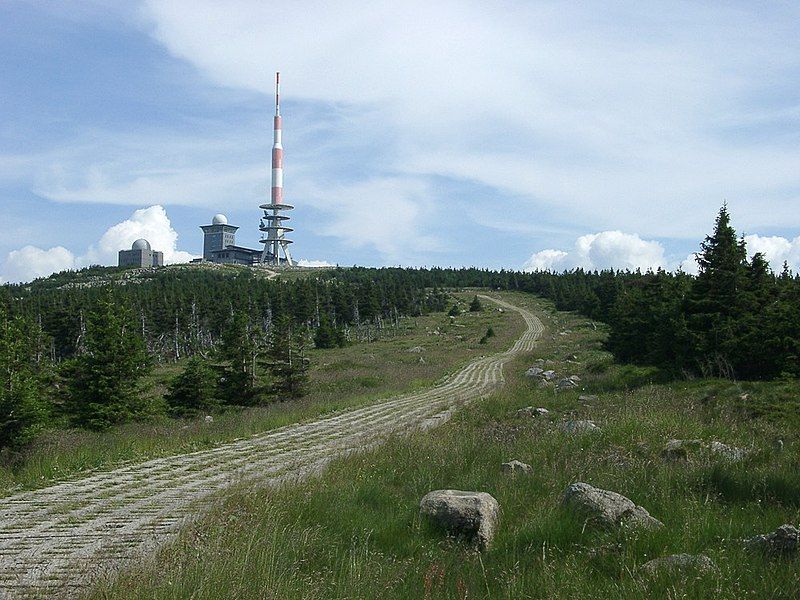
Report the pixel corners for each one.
[118,239,164,268]
[200,214,263,265]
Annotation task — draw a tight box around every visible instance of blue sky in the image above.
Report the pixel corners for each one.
[1,1,800,282]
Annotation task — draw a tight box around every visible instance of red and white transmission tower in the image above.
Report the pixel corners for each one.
[259,72,294,265]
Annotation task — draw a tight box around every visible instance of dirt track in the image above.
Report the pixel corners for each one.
[0,295,543,598]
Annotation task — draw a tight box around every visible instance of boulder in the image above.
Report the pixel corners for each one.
[542,370,556,381]
[639,554,717,578]
[501,460,533,475]
[516,406,549,418]
[419,490,500,551]
[560,420,600,434]
[709,441,747,461]
[525,367,544,378]
[561,482,663,531]
[662,439,703,461]
[203,415,214,424]
[746,524,799,556]
[569,375,581,382]
[556,378,579,392]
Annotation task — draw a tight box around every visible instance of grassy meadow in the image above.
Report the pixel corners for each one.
[0,291,520,496]
[88,296,800,599]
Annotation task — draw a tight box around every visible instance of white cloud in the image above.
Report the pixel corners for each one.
[297,259,335,268]
[1,246,78,284]
[1,206,196,283]
[523,231,666,272]
[84,205,195,265]
[744,234,800,273]
[296,176,444,263]
[135,0,800,239]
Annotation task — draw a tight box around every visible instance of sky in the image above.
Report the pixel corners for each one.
[1,1,800,283]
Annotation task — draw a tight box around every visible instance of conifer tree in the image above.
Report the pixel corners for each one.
[469,295,483,312]
[63,293,149,430]
[0,309,50,448]
[266,316,309,399]
[164,356,220,416]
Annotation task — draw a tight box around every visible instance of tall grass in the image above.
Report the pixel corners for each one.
[89,299,800,599]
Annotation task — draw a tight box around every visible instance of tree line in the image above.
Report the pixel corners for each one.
[1,204,798,450]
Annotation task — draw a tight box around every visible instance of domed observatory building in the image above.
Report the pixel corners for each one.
[118,239,164,268]
[200,214,261,265]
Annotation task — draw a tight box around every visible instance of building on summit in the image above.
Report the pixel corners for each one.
[118,239,164,268]
[200,214,263,265]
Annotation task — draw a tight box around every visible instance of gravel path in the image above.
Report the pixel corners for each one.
[0,295,543,598]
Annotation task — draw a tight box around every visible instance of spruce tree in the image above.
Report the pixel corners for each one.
[267,316,309,399]
[469,295,483,312]
[164,356,220,416]
[685,204,748,376]
[64,293,149,430]
[0,310,50,448]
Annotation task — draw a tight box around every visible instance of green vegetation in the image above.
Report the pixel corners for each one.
[164,356,220,417]
[88,298,800,599]
[0,294,518,494]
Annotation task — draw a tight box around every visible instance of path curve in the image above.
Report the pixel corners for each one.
[0,295,543,598]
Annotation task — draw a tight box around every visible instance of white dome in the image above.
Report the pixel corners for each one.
[212,213,228,225]
[132,239,151,251]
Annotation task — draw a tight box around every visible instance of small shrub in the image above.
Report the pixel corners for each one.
[165,356,221,417]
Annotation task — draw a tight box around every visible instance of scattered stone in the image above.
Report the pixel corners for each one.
[501,460,533,475]
[537,380,551,389]
[525,367,544,378]
[407,346,425,353]
[561,482,663,531]
[516,406,549,418]
[774,439,785,453]
[418,357,426,364]
[639,554,718,578]
[203,415,214,424]
[662,439,703,461]
[709,441,747,461]
[542,370,556,381]
[578,394,598,402]
[569,375,581,382]
[560,420,600,434]
[556,378,579,392]
[746,524,799,556]
[419,490,500,550]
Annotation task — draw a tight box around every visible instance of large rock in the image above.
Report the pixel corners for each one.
[419,490,500,551]
[501,460,533,475]
[746,524,799,556]
[525,367,544,378]
[639,554,718,578]
[561,482,663,531]
[556,378,579,392]
[709,441,747,461]
[560,420,600,434]
[516,406,549,418]
[662,439,703,461]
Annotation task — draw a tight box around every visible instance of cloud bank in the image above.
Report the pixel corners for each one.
[0,206,195,283]
[525,231,800,274]
[523,231,666,272]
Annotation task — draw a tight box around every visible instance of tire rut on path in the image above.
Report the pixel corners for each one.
[0,295,543,598]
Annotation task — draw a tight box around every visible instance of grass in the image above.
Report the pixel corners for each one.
[87,296,800,599]
[0,291,521,496]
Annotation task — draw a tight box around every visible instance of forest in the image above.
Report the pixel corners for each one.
[1,205,798,450]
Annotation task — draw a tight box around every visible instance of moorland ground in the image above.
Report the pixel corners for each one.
[88,294,800,599]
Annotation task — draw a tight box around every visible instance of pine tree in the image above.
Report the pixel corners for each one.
[469,295,483,312]
[0,309,50,448]
[164,356,220,416]
[219,310,265,406]
[266,316,309,399]
[63,293,149,430]
[685,204,748,376]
